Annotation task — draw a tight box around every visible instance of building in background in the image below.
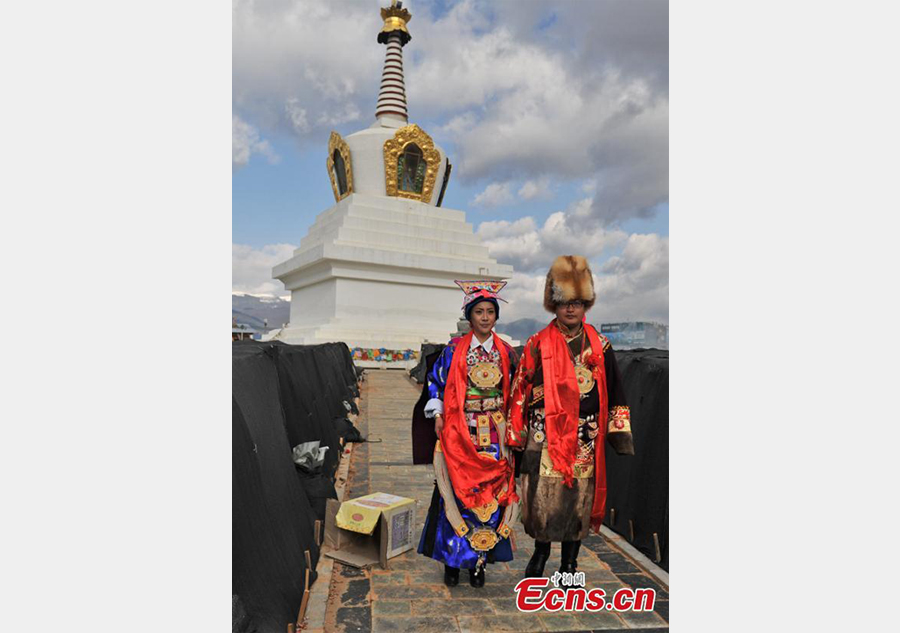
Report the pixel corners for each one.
[272,1,511,358]
[232,318,259,342]
[600,322,669,350]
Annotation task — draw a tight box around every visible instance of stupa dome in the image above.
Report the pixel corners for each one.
[325,1,451,208]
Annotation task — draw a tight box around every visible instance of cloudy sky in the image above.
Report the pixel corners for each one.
[233,0,668,324]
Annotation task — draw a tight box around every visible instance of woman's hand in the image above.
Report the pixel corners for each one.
[434,414,444,436]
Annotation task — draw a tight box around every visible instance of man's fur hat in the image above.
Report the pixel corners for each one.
[543,255,596,312]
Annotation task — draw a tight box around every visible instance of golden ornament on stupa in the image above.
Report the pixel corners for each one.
[378,0,412,45]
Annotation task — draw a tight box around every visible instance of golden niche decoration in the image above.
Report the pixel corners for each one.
[383,124,441,203]
[326,131,354,203]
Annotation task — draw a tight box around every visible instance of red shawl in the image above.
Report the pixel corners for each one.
[440,330,518,509]
[538,320,609,530]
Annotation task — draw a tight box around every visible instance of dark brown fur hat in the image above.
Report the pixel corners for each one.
[543,255,596,312]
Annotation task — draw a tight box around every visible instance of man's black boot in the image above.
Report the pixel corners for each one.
[524,540,551,578]
[444,565,460,587]
[559,540,583,589]
[469,564,485,588]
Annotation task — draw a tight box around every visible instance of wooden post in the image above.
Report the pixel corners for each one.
[314,520,322,546]
[304,549,312,571]
[610,508,616,526]
[296,568,311,626]
[653,532,662,563]
[628,519,634,542]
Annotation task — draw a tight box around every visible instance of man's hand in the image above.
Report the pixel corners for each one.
[434,414,444,436]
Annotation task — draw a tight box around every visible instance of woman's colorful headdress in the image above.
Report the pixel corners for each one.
[455,280,508,319]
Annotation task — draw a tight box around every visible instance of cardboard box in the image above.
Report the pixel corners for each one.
[324,492,417,569]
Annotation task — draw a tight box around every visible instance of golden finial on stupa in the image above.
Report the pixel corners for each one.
[378,0,412,45]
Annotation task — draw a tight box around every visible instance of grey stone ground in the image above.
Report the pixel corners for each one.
[323,370,669,633]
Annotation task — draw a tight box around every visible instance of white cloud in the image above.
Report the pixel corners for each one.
[497,271,548,321]
[233,0,378,145]
[593,233,669,323]
[490,233,668,324]
[477,205,627,272]
[404,0,668,225]
[233,114,279,171]
[232,243,297,298]
[518,177,552,201]
[472,182,514,208]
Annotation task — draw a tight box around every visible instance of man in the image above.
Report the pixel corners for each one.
[507,255,634,585]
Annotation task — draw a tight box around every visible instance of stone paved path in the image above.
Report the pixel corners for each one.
[329,370,669,632]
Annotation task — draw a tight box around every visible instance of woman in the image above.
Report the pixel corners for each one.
[507,255,634,587]
[417,280,519,588]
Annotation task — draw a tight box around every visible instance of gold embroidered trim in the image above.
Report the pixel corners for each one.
[471,498,499,522]
[574,365,595,394]
[539,447,594,479]
[476,413,491,447]
[598,333,611,351]
[464,396,502,412]
[608,405,632,433]
[469,362,502,389]
[468,527,500,552]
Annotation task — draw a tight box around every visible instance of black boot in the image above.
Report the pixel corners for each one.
[469,564,485,588]
[524,540,551,578]
[444,565,460,587]
[559,540,583,589]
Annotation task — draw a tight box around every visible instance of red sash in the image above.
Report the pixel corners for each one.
[440,330,518,509]
[538,321,609,529]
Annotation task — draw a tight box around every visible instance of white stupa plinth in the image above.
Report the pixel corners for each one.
[273,191,511,350]
[272,1,513,353]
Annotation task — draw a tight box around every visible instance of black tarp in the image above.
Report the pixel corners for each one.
[232,341,357,632]
[604,349,669,570]
[411,345,445,465]
[409,343,444,384]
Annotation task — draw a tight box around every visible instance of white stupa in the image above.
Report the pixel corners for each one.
[272,1,512,351]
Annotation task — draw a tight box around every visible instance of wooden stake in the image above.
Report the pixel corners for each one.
[287,624,295,633]
[628,519,634,542]
[653,532,662,563]
[610,508,616,525]
[296,568,311,626]
[314,520,321,546]
[304,549,312,571]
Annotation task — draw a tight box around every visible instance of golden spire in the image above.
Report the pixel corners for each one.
[378,0,411,46]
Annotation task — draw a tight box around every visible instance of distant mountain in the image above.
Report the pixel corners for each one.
[232,294,290,332]
[495,318,545,343]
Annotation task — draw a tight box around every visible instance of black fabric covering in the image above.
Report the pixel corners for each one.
[232,341,357,632]
[410,343,445,384]
[269,344,345,480]
[603,349,669,570]
[296,473,337,524]
[334,416,363,443]
[411,345,445,465]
